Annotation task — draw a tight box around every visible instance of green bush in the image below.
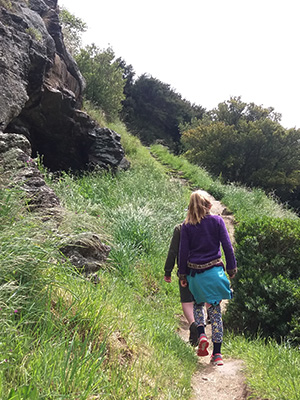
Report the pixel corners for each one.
[0,0,12,9]
[224,216,300,343]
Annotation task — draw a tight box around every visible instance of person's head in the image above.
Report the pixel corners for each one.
[184,190,212,224]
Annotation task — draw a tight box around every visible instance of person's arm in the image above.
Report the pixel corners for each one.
[219,217,237,276]
[178,223,189,276]
[164,225,180,282]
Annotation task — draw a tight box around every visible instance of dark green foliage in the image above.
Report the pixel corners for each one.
[116,57,135,97]
[210,96,282,126]
[181,97,300,212]
[121,74,205,150]
[76,45,126,121]
[224,216,300,344]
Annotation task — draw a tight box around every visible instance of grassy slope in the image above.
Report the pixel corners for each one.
[0,122,299,399]
[0,127,196,399]
[150,142,300,400]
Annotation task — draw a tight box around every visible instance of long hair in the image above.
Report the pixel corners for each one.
[184,190,212,225]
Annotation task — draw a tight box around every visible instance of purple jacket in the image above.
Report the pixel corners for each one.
[178,214,236,275]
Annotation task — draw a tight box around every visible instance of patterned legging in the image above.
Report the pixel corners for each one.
[193,303,223,343]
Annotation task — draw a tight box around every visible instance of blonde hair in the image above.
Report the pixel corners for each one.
[184,190,212,225]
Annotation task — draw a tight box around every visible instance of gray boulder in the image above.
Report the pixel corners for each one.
[60,232,111,274]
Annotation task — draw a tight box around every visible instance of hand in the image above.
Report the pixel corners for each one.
[227,268,237,279]
[180,278,188,287]
[164,276,172,283]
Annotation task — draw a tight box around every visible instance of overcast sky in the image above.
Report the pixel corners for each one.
[60,0,300,130]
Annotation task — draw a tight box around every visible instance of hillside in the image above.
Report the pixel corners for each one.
[1,122,300,399]
[1,2,300,398]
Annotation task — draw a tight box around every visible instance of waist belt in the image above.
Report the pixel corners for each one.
[187,258,223,270]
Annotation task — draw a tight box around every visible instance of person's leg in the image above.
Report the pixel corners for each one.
[194,302,209,356]
[179,280,198,346]
[207,303,223,350]
[181,302,194,325]
[182,301,199,346]
[207,303,224,365]
[193,302,205,331]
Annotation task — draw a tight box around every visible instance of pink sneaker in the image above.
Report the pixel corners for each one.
[197,334,209,356]
[210,353,223,366]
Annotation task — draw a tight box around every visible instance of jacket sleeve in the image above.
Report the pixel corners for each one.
[178,223,189,275]
[164,225,181,277]
[219,217,237,273]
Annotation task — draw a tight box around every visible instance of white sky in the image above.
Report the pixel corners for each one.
[60,0,300,130]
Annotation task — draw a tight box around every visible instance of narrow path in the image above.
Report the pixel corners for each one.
[178,191,250,400]
[178,316,249,400]
[152,154,251,398]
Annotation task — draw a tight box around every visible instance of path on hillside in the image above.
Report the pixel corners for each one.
[177,190,250,399]
[152,155,253,399]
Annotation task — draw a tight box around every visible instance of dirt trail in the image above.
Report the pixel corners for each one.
[178,316,248,400]
[177,191,250,400]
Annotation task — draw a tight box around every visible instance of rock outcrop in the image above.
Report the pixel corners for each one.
[0,131,111,276]
[0,0,125,171]
[0,131,61,216]
[60,232,111,274]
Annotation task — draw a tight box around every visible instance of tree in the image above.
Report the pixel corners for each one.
[181,97,300,211]
[209,96,282,126]
[181,121,241,180]
[59,7,87,56]
[116,57,135,97]
[75,45,126,121]
[122,74,205,149]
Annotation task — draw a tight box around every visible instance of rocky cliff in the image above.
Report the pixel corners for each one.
[0,0,125,171]
[0,0,127,276]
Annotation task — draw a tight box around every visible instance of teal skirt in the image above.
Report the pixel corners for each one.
[187,266,233,306]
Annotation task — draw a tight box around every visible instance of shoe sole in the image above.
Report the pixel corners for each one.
[211,360,223,366]
[210,354,223,366]
[197,338,209,356]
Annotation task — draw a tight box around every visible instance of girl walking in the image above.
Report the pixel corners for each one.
[179,190,237,366]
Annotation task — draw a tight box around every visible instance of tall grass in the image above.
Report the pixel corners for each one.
[0,130,197,398]
[150,142,300,400]
[151,143,297,221]
[49,129,300,400]
[225,333,300,400]
[1,120,299,399]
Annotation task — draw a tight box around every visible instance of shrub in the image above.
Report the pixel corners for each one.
[224,216,300,344]
[0,0,12,9]
[25,27,42,41]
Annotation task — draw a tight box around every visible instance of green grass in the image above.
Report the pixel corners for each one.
[225,333,300,400]
[151,143,297,221]
[0,130,196,399]
[1,119,300,399]
[150,142,300,400]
